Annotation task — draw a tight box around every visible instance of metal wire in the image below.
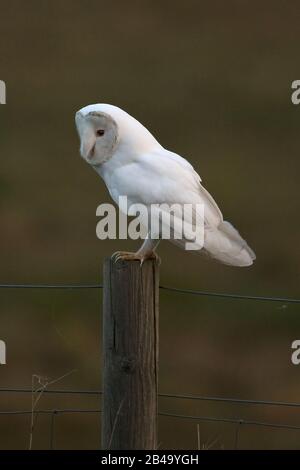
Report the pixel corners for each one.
[1,388,300,409]
[2,386,300,449]
[159,392,300,408]
[160,285,300,304]
[0,388,102,396]
[1,407,299,433]
[0,284,103,289]
[49,411,56,450]
[158,412,300,431]
[0,281,299,448]
[0,282,299,303]
[0,409,102,415]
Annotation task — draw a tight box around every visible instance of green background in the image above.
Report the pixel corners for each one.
[0,0,300,449]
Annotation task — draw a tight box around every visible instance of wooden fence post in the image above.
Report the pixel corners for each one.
[102,257,159,450]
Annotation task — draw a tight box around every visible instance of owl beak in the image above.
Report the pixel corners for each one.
[80,130,96,162]
[75,112,95,162]
[81,139,95,161]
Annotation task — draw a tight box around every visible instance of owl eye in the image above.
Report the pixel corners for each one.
[96,129,105,137]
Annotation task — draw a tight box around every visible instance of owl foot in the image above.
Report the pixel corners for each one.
[112,251,160,266]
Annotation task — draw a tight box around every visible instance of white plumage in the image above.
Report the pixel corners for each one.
[75,103,255,266]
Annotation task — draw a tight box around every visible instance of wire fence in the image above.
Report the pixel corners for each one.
[0,282,299,303]
[1,387,300,449]
[0,282,300,449]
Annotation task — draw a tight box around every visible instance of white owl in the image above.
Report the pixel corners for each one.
[75,104,255,267]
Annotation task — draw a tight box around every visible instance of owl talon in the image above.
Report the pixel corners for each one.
[111,251,160,266]
[111,251,140,264]
[112,251,132,264]
[139,251,161,266]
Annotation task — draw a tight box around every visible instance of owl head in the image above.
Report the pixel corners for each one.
[75,103,161,166]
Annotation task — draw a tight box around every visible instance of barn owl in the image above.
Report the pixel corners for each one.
[75,104,255,266]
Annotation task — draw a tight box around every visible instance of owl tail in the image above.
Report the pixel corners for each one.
[201,221,255,267]
[170,219,255,267]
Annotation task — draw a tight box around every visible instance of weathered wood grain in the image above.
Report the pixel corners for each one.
[102,257,159,450]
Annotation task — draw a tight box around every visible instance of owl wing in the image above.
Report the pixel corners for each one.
[121,149,223,228]
[104,148,255,266]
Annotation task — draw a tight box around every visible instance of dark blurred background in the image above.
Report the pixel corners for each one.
[0,0,300,449]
